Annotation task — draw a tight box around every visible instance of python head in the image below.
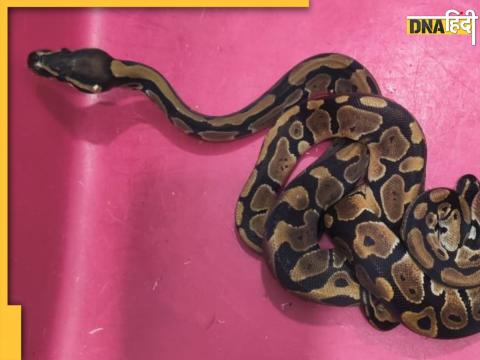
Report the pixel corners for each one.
[28,48,118,93]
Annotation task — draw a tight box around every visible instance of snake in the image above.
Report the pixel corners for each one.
[27,48,480,338]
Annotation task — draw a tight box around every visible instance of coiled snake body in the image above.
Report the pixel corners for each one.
[28,48,480,339]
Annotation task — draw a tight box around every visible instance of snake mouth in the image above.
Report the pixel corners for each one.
[27,50,58,78]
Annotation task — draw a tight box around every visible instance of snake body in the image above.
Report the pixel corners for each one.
[326,175,480,338]
[27,48,480,338]
[259,94,425,323]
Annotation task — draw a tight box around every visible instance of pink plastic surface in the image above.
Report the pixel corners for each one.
[9,3,480,359]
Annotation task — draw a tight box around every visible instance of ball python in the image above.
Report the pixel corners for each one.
[27,48,480,338]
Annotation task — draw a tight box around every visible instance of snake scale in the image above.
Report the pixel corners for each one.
[27,48,480,339]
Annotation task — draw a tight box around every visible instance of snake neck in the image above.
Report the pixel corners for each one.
[109,59,304,141]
